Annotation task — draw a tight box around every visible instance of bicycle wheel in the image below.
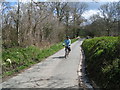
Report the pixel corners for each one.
[65,49,69,58]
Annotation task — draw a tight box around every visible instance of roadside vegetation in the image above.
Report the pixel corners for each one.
[1,1,119,87]
[82,36,120,89]
[1,39,77,78]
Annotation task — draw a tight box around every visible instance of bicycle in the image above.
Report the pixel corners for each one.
[64,46,71,58]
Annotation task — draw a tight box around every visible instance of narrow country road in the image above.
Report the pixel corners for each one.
[2,39,84,88]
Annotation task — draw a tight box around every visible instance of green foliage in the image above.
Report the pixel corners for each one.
[2,39,77,78]
[82,36,120,89]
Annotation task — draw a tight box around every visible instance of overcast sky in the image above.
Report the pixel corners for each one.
[81,2,106,19]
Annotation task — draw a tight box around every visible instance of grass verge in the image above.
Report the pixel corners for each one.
[1,39,77,79]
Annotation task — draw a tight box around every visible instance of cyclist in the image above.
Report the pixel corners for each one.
[63,36,71,57]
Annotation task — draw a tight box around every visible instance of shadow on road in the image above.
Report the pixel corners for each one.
[52,56,65,59]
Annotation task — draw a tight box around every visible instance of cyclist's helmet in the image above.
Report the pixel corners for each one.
[66,36,69,38]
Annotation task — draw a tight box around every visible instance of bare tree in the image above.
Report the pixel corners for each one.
[49,2,68,22]
[83,1,120,37]
[99,2,120,36]
[2,2,88,48]
[70,2,88,37]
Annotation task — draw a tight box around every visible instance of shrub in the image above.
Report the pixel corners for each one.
[82,36,120,89]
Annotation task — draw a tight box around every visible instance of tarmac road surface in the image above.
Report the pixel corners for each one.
[1,39,84,88]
